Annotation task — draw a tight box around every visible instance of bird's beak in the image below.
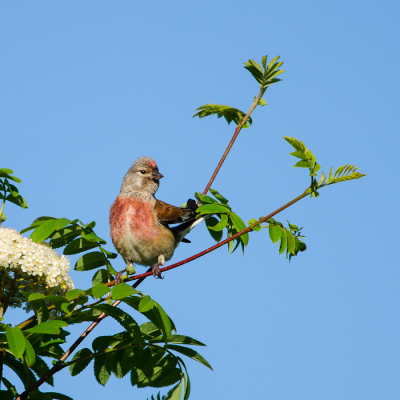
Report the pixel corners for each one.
[152,172,164,181]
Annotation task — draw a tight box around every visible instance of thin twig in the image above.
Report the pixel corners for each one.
[202,88,264,196]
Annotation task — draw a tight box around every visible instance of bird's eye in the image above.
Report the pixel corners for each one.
[140,170,146,174]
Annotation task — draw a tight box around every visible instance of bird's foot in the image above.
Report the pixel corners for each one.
[115,269,126,284]
[152,263,164,279]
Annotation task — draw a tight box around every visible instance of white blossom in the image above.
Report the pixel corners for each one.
[0,227,74,297]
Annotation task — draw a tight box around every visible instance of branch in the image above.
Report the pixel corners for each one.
[108,189,309,286]
[202,88,264,196]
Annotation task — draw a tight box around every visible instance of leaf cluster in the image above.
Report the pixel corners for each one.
[193,104,252,128]
[248,218,306,260]
[21,217,119,276]
[244,55,285,91]
[0,167,28,222]
[2,277,211,399]
[195,189,249,254]
[284,136,366,197]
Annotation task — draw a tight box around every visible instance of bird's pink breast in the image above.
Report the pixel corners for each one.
[110,196,157,243]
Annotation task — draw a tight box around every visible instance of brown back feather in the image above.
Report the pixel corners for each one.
[156,199,196,225]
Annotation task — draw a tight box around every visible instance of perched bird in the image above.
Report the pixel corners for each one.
[109,156,197,280]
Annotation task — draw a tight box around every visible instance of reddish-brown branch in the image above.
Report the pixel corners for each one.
[107,189,309,286]
[202,90,264,196]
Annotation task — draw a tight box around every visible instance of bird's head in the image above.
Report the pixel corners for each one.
[120,156,163,195]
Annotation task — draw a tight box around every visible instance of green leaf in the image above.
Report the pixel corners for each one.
[196,204,230,214]
[92,269,109,286]
[50,225,82,248]
[257,98,267,106]
[0,168,13,174]
[24,337,36,367]
[230,212,248,246]
[54,218,71,231]
[92,283,110,299]
[0,170,21,183]
[139,296,156,312]
[150,335,205,346]
[205,217,223,242]
[166,382,182,400]
[64,238,98,255]
[196,194,216,204]
[99,247,118,259]
[289,150,307,160]
[261,55,267,70]
[0,390,14,400]
[94,304,142,341]
[293,160,310,168]
[94,353,112,386]
[24,321,68,335]
[81,227,106,244]
[112,283,140,300]
[5,193,28,209]
[1,211,6,223]
[6,326,26,359]
[279,228,287,255]
[167,345,212,370]
[69,348,93,376]
[75,251,106,271]
[269,224,281,243]
[65,289,84,301]
[283,136,304,151]
[155,302,172,340]
[28,295,49,324]
[286,231,295,255]
[206,214,228,231]
[209,188,229,204]
[30,220,57,243]
[193,104,252,126]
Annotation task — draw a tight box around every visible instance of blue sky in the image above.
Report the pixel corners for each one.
[1,1,399,399]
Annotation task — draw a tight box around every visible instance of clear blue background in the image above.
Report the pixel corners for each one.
[1,1,399,399]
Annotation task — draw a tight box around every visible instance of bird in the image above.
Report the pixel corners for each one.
[109,156,197,281]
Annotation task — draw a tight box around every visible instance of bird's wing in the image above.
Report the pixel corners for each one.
[156,199,197,225]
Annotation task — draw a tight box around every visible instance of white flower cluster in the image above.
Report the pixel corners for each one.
[0,227,74,294]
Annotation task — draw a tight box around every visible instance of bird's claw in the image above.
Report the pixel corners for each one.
[115,269,126,284]
[152,263,164,279]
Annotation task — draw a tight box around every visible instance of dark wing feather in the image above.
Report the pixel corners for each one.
[156,199,197,225]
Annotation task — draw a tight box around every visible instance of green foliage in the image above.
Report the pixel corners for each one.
[195,189,249,254]
[244,55,285,90]
[21,217,118,276]
[0,166,28,223]
[248,217,306,260]
[284,136,366,197]
[193,55,284,132]
[193,104,252,128]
